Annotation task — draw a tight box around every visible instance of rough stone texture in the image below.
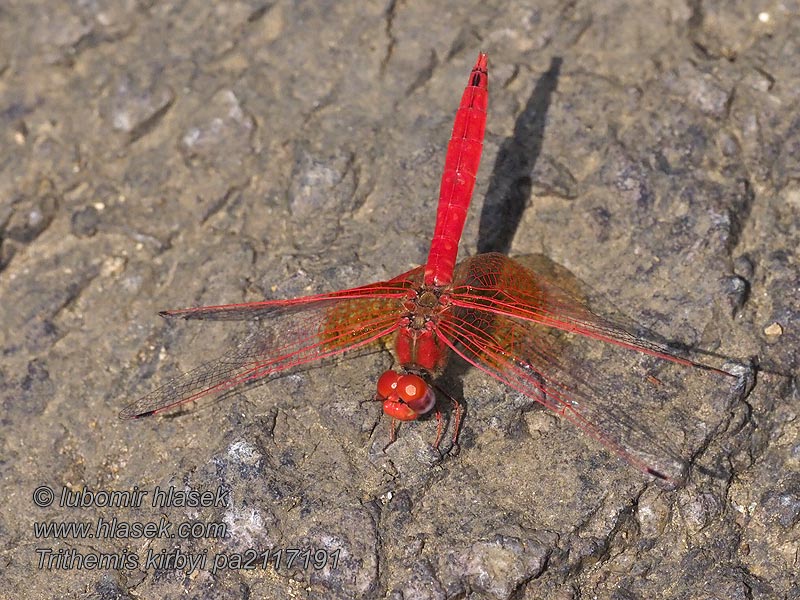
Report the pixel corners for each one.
[1,1,797,599]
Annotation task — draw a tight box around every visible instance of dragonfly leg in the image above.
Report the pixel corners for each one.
[431,383,463,453]
[432,408,445,450]
[450,396,462,449]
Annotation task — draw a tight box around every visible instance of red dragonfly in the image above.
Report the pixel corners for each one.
[122,54,733,483]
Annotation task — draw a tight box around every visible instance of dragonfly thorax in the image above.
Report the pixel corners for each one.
[402,286,451,322]
[394,285,451,372]
[416,289,441,308]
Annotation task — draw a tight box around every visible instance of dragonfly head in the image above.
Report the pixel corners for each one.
[376,370,435,421]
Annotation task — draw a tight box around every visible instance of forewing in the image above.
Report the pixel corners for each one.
[159,269,422,321]
[120,269,424,418]
[450,253,729,373]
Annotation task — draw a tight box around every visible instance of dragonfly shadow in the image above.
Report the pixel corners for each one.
[477,56,562,256]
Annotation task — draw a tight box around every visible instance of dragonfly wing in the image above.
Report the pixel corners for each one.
[159,269,423,321]
[440,293,734,483]
[450,253,731,374]
[120,270,425,418]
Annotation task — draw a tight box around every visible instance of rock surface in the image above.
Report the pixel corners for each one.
[1,1,797,599]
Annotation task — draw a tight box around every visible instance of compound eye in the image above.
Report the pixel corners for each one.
[396,374,435,414]
[376,371,401,400]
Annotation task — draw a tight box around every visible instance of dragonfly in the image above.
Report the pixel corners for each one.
[121,53,735,484]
